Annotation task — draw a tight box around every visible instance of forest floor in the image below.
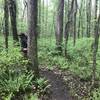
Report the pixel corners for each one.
[40,67,92,100]
[40,68,77,100]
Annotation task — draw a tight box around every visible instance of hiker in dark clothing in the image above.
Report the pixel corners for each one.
[19,33,27,57]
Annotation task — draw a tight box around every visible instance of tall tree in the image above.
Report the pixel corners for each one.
[64,0,69,36]
[78,0,83,38]
[81,0,86,37]
[27,0,39,77]
[45,0,48,33]
[41,0,45,34]
[64,0,73,56]
[9,0,19,42]
[92,0,99,86]
[55,0,64,53]
[38,0,41,36]
[4,0,9,49]
[86,0,92,37]
[72,0,78,46]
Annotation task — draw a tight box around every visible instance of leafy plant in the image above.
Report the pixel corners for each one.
[24,93,38,100]
[0,71,34,99]
[0,47,28,73]
[34,78,50,95]
[91,88,100,100]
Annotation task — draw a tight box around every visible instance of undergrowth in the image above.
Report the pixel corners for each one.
[38,37,100,80]
[38,37,100,100]
[0,36,100,99]
[0,45,49,100]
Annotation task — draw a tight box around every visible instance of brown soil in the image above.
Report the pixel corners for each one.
[40,68,74,100]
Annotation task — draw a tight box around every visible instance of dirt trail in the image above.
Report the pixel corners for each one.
[40,68,73,100]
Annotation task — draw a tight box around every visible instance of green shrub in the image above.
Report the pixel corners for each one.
[0,47,32,98]
[24,93,38,100]
[0,71,34,98]
[91,88,100,100]
[0,47,28,72]
[34,78,50,95]
[0,47,49,99]
[38,37,100,80]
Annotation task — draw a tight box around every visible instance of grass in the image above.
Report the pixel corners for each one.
[0,35,100,99]
[0,35,100,80]
[0,35,49,99]
[38,36,100,99]
[38,37,100,80]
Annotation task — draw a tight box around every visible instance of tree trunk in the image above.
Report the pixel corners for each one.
[4,0,9,50]
[42,0,45,34]
[55,0,64,53]
[38,0,41,37]
[27,0,39,77]
[64,0,73,56]
[64,0,69,37]
[72,0,77,46]
[86,0,91,37]
[9,0,19,42]
[45,0,48,33]
[92,0,99,86]
[64,0,77,55]
[78,0,83,38]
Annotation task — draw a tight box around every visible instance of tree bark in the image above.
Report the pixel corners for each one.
[38,0,41,36]
[86,0,91,37]
[27,0,39,77]
[4,0,9,50]
[64,0,73,56]
[55,0,64,53]
[92,0,99,86]
[78,0,83,38]
[64,0,77,55]
[9,0,19,42]
[72,0,78,46]
[45,0,48,33]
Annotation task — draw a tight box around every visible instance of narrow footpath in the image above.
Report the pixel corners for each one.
[40,68,73,100]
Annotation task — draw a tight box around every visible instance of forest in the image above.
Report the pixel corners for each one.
[0,0,100,100]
